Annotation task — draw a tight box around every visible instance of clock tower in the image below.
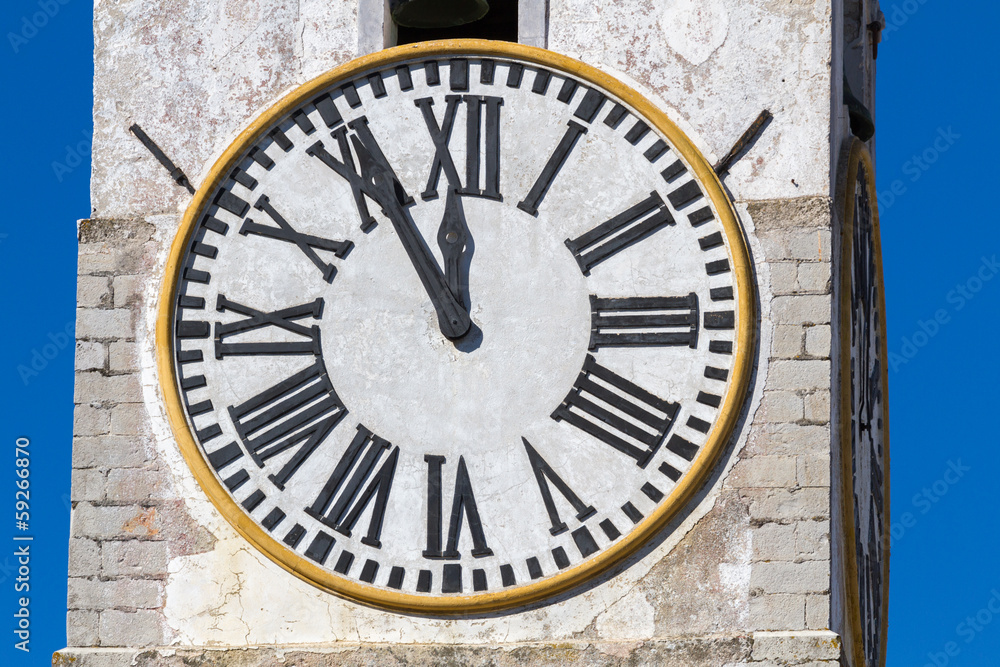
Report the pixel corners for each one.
[59,1,887,666]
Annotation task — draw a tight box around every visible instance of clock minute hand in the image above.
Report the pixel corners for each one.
[437,189,469,308]
[351,136,472,340]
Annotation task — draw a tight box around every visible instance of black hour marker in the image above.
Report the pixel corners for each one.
[473,568,488,591]
[522,438,596,536]
[449,59,468,91]
[574,88,605,122]
[506,63,523,87]
[308,116,410,232]
[706,259,731,275]
[240,194,352,283]
[228,357,347,490]
[709,341,733,355]
[705,366,730,380]
[526,557,543,579]
[710,286,734,301]
[269,127,293,152]
[215,189,250,217]
[442,563,462,593]
[552,547,570,569]
[697,391,722,408]
[480,59,495,84]
[388,566,405,589]
[552,354,679,468]
[292,110,316,134]
[417,570,432,592]
[283,523,306,548]
[197,424,222,443]
[572,526,599,558]
[425,61,440,86]
[644,140,668,162]
[360,559,379,583]
[306,425,399,549]
[305,531,334,564]
[622,501,643,523]
[334,551,354,574]
[207,441,244,472]
[640,482,663,503]
[262,508,285,531]
[423,455,493,560]
[517,120,587,217]
[176,321,210,339]
[342,82,361,108]
[705,311,736,329]
[688,207,714,226]
[667,434,698,460]
[231,166,258,189]
[214,295,323,358]
[415,95,503,200]
[531,70,551,94]
[589,293,699,349]
[661,159,687,182]
[557,78,577,103]
[699,232,724,250]
[604,103,627,129]
[241,489,265,512]
[500,564,516,587]
[625,121,649,145]
[564,191,675,275]
[313,93,343,128]
[178,350,204,364]
[396,66,413,91]
[658,461,681,481]
[600,519,621,540]
[367,72,387,98]
[667,181,703,209]
[686,416,711,433]
[224,470,249,492]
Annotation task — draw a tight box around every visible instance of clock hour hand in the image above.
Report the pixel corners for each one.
[437,189,470,308]
[351,136,472,340]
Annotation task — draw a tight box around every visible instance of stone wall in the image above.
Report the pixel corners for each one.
[59,0,845,664]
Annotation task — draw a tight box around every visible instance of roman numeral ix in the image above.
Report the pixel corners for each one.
[565,191,675,275]
[214,295,323,359]
[228,357,347,489]
[552,354,679,468]
[415,94,503,200]
[306,424,399,549]
[423,454,493,559]
[239,194,352,283]
[589,293,699,350]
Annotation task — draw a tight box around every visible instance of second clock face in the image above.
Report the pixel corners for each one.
[164,42,753,611]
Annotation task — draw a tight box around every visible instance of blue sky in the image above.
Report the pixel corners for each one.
[0,0,995,664]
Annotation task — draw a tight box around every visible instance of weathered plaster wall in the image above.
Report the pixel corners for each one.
[63,0,841,663]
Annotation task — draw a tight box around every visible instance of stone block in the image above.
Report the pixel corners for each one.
[73,436,148,469]
[76,341,106,372]
[753,522,797,562]
[770,262,798,295]
[112,275,144,308]
[803,390,830,423]
[805,324,832,358]
[749,594,806,631]
[109,341,139,372]
[72,504,162,540]
[751,630,841,662]
[67,539,101,578]
[729,455,797,489]
[768,360,830,392]
[74,404,110,436]
[75,372,142,404]
[806,594,830,629]
[69,577,163,611]
[66,610,99,647]
[796,520,831,561]
[77,276,111,308]
[110,403,148,436]
[751,560,829,594]
[797,455,831,488]
[743,488,829,522]
[747,423,830,457]
[99,609,164,647]
[797,262,832,293]
[748,197,831,231]
[102,540,170,578]
[771,295,831,325]
[105,468,172,503]
[760,391,803,423]
[77,308,133,341]
[71,468,106,502]
[772,325,803,359]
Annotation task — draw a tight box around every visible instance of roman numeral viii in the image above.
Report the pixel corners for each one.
[214,295,323,358]
[589,293,699,350]
[228,357,347,489]
[415,95,503,200]
[423,455,493,559]
[565,191,675,275]
[552,354,679,468]
[306,425,399,549]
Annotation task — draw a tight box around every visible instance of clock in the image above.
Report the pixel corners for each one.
[157,40,754,613]
[837,138,889,666]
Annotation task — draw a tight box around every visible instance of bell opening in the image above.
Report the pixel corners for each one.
[394,0,518,45]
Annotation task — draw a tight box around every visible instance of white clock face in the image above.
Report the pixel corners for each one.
[165,45,753,609]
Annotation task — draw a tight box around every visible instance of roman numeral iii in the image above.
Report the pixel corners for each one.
[589,293,699,350]
[306,425,399,549]
[565,191,675,274]
[415,94,503,200]
[214,295,324,358]
[552,354,679,468]
[228,357,347,489]
[423,454,493,559]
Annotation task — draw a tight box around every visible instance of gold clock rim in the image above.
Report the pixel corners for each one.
[837,137,890,667]
[156,38,757,614]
